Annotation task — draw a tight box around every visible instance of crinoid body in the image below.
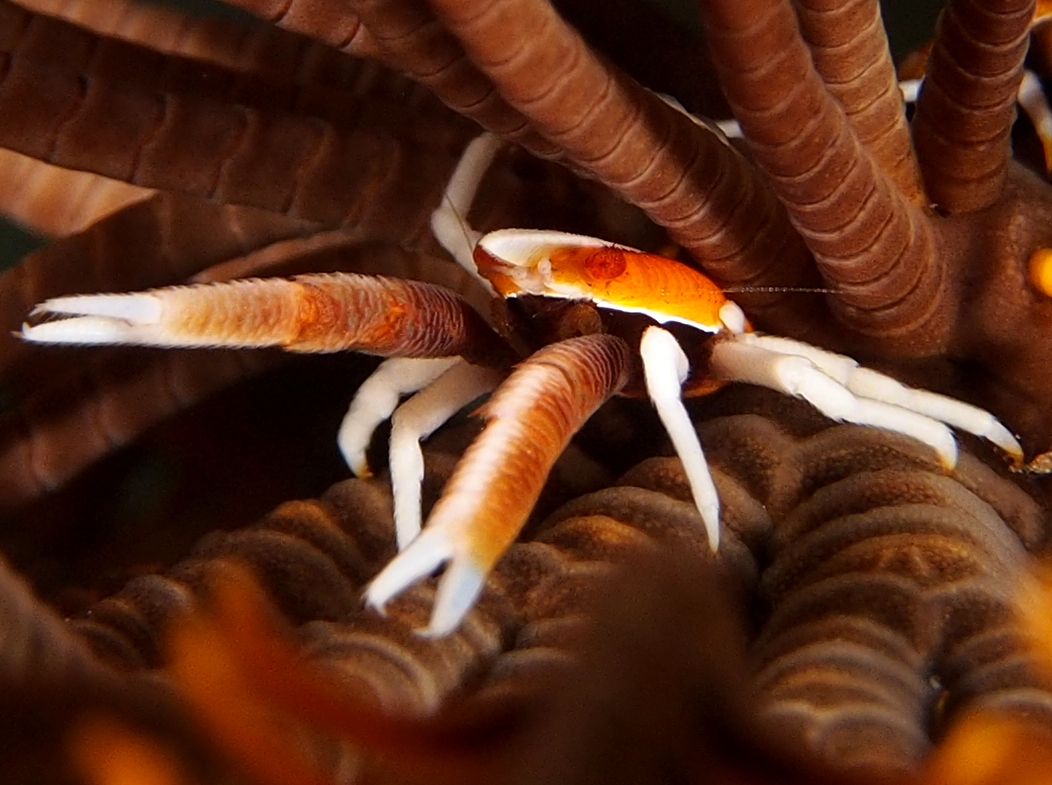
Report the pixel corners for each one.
[4,0,1052,782]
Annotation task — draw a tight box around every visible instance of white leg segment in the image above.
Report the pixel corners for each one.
[729,333,1023,463]
[337,357,459,477]
[640,326,721,551]
[709,338,960,469]
[430,133,503,292]
[389,361,503,550]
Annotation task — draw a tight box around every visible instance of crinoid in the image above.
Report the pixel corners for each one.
[4,0,1052,782]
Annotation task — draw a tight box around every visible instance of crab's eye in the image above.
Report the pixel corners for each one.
[582,247,628,281]
[1028,248,1052,297]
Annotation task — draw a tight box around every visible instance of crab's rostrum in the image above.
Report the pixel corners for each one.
[4,0,1052,781]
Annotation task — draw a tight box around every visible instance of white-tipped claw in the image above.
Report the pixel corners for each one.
[21,315,153,345]
[422,557,486,638]
[640,326,721,551]
[364,524,485,635]
[30,293,163,323]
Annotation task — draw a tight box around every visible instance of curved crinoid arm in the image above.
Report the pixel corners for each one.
[708,332,1024,468]
[913,0,1034,212]
[698,0,949,355]
[793,0,924,202]
[21,273,510,361]
[753,449,1052,773]
[0,150,152,237]
[366,333,631,636]
[670,390,1051,775]
[0,1,478,228]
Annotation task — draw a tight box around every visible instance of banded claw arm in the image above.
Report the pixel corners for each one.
[365,333,630,636]
[21,273,508,361]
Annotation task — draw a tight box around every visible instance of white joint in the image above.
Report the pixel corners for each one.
[719,301,747,334]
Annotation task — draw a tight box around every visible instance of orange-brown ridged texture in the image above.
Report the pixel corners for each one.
[54,390,1052,781]
[793,0,925,202]
[913,0,1033,212]
[340,0,560,158]
[699,0,949,354]
[425,334,630,567]
[130,273,510,361]
[0,0,475,226]
[691,389,1050,776]
[8,1,1052,781]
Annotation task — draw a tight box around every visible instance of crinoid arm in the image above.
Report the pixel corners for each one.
[709,333,1024,469]
[366,334,630,636]
[639,326,721,551]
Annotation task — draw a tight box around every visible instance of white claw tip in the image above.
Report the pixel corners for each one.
[33,293,163,323]
[20,316,136,345]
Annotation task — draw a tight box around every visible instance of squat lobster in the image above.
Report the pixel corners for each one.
[21,134,1024,636]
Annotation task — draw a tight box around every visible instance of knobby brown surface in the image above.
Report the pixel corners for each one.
[5,0,1052,783]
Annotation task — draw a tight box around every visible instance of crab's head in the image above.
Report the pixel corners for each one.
[474,229,750,335]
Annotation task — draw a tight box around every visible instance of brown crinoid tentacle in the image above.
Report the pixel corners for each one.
[0,1,475,226]
[0,551,104,681]
[0,150,153,237]
[419,0,827,341]
[342,0,560,158]
[686,388,1052,775]
[218,0,387,60]
[913,0,1034,212]
[699,0,949,356]
[792,0,925,203]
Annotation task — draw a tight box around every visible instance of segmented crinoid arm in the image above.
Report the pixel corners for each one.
[792,0,924,202]
[0,551,104,681]
[913,0,1034,212]
[0,1,475,227]
[698,0,949,355]
[366,333,631,636]
[22,273,511,362]
[0,149,152,237]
